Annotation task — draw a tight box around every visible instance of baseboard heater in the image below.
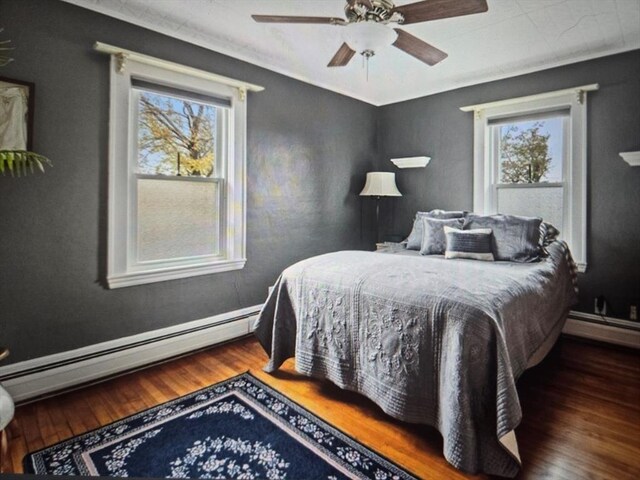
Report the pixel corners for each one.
[0,305,262,403]
[564,310,640,349]
[2,305,637,403]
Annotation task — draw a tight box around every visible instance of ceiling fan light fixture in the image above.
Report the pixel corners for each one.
[342,21,398,55]
[254,0,490,71]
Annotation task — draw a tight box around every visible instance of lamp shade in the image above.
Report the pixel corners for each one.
[360,172,402,197]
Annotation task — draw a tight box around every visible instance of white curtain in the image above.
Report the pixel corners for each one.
[0,85,28,150]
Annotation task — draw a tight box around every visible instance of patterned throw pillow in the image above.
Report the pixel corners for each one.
[538,221,560,257]
[406,210,467,250]
[540,222,560,246]
[419,217,465,255]
[444,227,495,261]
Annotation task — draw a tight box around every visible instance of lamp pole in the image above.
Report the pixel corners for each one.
[375,195,381,243]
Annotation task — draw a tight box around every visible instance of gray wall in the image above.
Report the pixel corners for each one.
[0,0,377,363]
[1,0,638,365]
[376,50,640,318]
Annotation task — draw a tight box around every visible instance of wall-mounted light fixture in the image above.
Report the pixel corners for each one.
[620,151,640,167]
[390,156,431,169]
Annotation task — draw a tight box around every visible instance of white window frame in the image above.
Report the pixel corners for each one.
[99,43,263,288]
[461,84,599,272]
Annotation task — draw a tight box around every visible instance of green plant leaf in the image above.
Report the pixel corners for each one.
[7,151,14,173]
[0,150,53,176]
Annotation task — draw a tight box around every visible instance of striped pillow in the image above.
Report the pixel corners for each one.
[444,227,494,261]
[540,222,560,246]
[539,222,561,257]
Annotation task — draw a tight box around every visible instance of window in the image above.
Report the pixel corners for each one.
[492,112,567,233]
[103,46,263,288]
[463,85,598,271]
[134,84,227,263]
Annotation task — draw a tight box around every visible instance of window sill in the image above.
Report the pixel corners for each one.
[107,258,246,288]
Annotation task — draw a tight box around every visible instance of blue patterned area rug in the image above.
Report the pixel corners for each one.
[24,372,417,479]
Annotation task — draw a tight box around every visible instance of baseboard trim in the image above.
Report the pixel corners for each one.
[3,305,636,402]
[564,311,640,349]
[0,305,262,403]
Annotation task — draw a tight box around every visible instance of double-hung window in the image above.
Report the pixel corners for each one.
[103,45,262,288]
[463,84,598,271]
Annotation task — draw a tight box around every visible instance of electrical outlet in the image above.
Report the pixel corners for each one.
[630,305,638,321]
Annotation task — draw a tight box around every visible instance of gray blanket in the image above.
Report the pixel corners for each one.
[254,242,577,477]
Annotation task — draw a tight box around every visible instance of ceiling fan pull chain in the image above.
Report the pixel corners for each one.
[366,55,369,81]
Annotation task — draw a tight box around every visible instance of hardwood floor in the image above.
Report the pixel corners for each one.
[4,335,639,479]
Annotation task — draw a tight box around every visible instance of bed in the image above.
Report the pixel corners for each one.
[254,240,578,477]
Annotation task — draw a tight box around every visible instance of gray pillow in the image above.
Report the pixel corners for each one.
[466,213,542,262]
[417,209,467,219]
[444,227,494,261]
[419,217,465,255]
[406,210,467,250]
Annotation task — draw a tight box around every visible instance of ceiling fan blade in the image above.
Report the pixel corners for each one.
[392,0,488,24]
[252,15,344,25]
[393,29,448,65]
[328,42,356,67]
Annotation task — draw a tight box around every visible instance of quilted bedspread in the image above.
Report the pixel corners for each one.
[254,242,577,477]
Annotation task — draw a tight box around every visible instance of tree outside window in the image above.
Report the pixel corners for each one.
[498,118,563,184]
[137,91,217,177]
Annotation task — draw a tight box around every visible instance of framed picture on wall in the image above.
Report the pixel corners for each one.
[0,75,35,151]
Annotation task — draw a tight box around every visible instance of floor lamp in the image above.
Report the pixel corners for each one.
[360,172,402,244]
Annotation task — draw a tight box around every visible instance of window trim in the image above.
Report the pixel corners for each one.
[102,45,263,288]
[462,84,599,272]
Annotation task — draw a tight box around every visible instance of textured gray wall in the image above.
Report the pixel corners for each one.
[376,50,640,318]
[1,1,638,365]
[0,0,377,363]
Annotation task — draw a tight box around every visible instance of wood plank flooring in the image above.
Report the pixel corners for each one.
[4,336,639,479]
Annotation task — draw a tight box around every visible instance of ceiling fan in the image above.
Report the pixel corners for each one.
[252,0,488,68]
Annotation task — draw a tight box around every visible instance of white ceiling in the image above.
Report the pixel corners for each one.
[62,0,640,106]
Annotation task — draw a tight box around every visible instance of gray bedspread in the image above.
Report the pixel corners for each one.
[254,241,578,477]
